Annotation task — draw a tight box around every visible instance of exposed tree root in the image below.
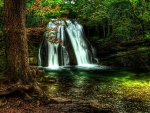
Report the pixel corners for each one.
[0,67,47,102]
[0,81,47,102]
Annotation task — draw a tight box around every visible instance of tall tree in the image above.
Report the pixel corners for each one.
[3,0,33,83]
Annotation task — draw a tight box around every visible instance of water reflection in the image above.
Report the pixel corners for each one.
[45,70,150,112]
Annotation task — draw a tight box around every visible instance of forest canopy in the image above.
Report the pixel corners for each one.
[0,0,149,40]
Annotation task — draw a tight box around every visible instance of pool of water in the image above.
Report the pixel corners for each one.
[43,68,150,112]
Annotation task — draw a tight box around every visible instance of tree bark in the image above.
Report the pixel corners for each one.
[3,0,32,83]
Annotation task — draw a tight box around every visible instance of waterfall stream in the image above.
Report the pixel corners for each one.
[38,19,98,69]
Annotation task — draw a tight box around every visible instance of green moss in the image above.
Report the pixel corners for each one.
[116,47,150,57]
[122,80,150,87]
[110,71,135,81]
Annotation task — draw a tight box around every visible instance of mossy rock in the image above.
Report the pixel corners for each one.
[101,47,150,70]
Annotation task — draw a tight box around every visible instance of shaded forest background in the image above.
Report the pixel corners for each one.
[0,0,150,72]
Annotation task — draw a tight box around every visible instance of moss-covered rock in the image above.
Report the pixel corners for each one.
[96,39,150,70]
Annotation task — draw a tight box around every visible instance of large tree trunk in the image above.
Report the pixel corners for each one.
[1,0,44,98]
[3,0,32,83]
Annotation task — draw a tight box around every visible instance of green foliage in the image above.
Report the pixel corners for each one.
[108,0,133,40]
[41,0,62,7]
[67,0,150,40]
[71,0,108,26]
[0,0,3,7]
[0,0,3,31]
[145,32,150,39]
[106,0,149,40]
[26,0,69,27]
[26,0,35,7]
[0,0,149,41]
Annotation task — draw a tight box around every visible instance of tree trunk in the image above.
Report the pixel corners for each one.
[3,0,32,83]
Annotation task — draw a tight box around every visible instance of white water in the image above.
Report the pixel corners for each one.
[38,19,97,69]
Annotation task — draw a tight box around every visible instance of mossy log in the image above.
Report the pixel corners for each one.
[97,38,150,70]
[120,39,150,47]
[97,38,150,57]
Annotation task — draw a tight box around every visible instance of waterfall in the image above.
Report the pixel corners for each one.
[38,19,98,69]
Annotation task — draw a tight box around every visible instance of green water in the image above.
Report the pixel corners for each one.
[44,70,150,112]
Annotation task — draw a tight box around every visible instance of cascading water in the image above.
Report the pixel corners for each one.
[38,19,98,69]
